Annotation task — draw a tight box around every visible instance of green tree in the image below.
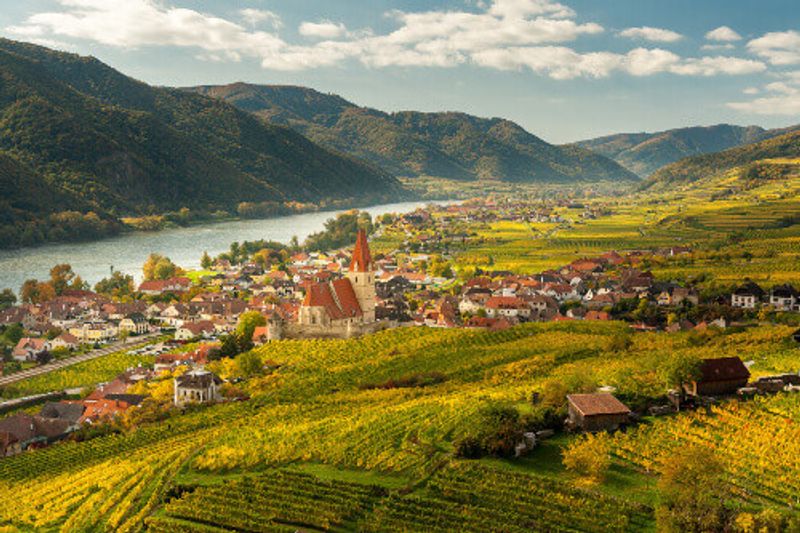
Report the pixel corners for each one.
[94,271,135,299]
[235,311,266,345]
[200,251,213,270]
[235,350,263,378]
[659,353,701,408]
[143,253,179,281]
[656,446,732,532]
[4,323,24,345]
[0,289,16,309]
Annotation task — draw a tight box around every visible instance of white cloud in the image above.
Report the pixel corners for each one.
[727,93,800,115]
[727,73,800,115]
[2,0,769,79]
[299,20,347,39]
[701,43,735,51]
[670,56,766,76]
[618,26,683,43]
[705,26,741,42]
[239,8,281,29]
[742,87,759,95]
[747,30,800,65]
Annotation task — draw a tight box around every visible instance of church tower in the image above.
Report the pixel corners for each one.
[346,229,376,322]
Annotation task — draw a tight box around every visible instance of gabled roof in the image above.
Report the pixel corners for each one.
[567,393,630,416]
[349,229,372,273]
[303,279,363,320]
[176,370,222,389]
[698,357,750,383]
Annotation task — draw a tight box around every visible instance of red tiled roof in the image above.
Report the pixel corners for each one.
[303,279,363,320]
[568,393,630,416]
[485,296,525,309]
[349,229,372,273]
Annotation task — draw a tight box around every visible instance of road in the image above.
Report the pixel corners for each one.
[0,334,158,388]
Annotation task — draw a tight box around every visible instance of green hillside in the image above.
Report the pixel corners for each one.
[0,39,407,248]
[577,124,798,177]
[642,130,800,191]
[189,83,640,183]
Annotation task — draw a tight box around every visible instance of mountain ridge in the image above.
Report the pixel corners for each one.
[0,39,407,247]
[188,83,640,184]
[641,129,800,191]
[576,123,800,177]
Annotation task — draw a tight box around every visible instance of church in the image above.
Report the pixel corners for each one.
[273,229,388,339]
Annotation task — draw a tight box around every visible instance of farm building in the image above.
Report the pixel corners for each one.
[566,393,631,432]
[685,357,750,396]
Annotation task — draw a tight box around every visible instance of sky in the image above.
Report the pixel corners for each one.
[1,0,799,143]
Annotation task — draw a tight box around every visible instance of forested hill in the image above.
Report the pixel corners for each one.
[0,39,406,247]
[576,123,799,177]
[641,130,800,191]
[188,83,639,184]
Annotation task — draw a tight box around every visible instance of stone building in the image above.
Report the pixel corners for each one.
[279,230,387,340]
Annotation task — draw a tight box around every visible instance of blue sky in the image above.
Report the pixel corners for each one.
[1,0,799,143]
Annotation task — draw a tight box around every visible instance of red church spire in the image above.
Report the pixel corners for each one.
[349,229,372,272]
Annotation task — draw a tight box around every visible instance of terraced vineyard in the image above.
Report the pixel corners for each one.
[612,394,800,507]
[1,323,799,531]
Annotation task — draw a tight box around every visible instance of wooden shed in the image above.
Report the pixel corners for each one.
[567,393,631,432]
[685,357,750,397]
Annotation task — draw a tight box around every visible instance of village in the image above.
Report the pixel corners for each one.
[1,201,800,458]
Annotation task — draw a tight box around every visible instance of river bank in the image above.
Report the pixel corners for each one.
[0,200,450,294]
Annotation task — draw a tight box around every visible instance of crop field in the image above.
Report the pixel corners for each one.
[1,322,799,531]
[442,171,800,285]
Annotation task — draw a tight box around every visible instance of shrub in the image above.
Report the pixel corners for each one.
[562,432,611,483]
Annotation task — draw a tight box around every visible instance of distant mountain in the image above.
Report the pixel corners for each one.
[642,130,800,191]
[576,124,799,177]
[188,83,639,184]
[0,39,406,247]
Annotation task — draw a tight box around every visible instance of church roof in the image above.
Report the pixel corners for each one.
[349,229,372,273]
[303,279,363,320]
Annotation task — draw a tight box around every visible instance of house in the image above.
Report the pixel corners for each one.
[118,313,149,335]
[685,357,750,396]
[174,320,216,341]
[49,333,80,351]
[566,393,631,432]
[484,296,530,319]
[138,277,191,295]
[11,337,48,362]
[69,322,118,343]
[174,369,222,406]
[0,413,72,452]
[731,282,764,309]
[769,284,798,311]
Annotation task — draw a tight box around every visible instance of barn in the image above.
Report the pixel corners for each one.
[686,357,750,397]
[567,393,631,432]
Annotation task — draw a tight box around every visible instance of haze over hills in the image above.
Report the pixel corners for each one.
[188,83,639,183]
[642,129,800,191]
[576,124,800,178]
[0,39,406,247]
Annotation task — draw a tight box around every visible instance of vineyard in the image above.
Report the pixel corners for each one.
[612,394,800,507]
[0,322,799,531]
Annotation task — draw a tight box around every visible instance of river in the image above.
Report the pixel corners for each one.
[0,200,445,293]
